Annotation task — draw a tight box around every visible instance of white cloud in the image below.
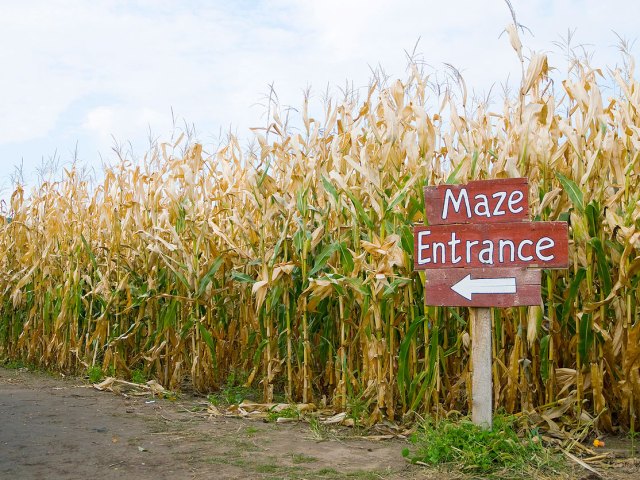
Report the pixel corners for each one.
[83,105,167,142]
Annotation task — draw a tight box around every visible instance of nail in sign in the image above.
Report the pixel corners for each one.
[414,178,569,307]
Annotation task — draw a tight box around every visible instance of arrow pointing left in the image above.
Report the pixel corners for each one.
[450,274,516,300]
[423,268,541,307]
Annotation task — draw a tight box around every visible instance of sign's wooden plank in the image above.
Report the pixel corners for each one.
[424,267,541,307]
[424,178,529,225]
[413,221,568,270]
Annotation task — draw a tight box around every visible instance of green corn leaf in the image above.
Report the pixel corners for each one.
[555,172,584,213]
[180,317,195,339]
[253,339,269,364]
[588,238,613,297]
[81,234,98,272]
[344,190,375,229]
[384,185,411,217]
[398,317,423,399]
[198,322,216,359]
[296,187,308,216]
[540,335,550,382]
[292,228,306,255]
[561,267,586,326]
[161,300,179,329]
[407,371,428,409]
[399,224,414,255]
[383,277,411,298]
[445,161,464,184]
[470,150,479,177]
[230,271,256,283]
[270,237,284,266]
[267,284,284,311]
[578,313,593,366]
[407,195,423,221]
[309,242,341,276]
[338,242,354,274]
[197,256,224,297]
[585,201,600,237]
[257,156,272,188]
[321,175,340,204]
[331,282,346,296]
[344,277,369,296]
[410,324,439,411]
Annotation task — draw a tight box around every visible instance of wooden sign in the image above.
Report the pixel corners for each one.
[413,177,570,429]
[414,178,568,307]
[413,222,569,270]
[424,178,529,225]
[424,267,541,307]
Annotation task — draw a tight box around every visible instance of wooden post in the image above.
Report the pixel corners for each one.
[471,307,492,429]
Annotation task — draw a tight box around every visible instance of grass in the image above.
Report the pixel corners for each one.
[233,439,260,452]
[316,469,339,476]
[630,430,640,456]
[291,452,317,464]
[87,366,103,383]
[254,463,281,473]
[207,370,259,406]
[205,455,250,468]
[308,417,330,441]
[403,414,563,479]
[346,394,371,427]
[1,358,60,378]
[262,467,386,480]
[2,358,29,370]
[87,364,151,387]
[308,469,384,480]
[131,368,147,384]
[86,364,117,384]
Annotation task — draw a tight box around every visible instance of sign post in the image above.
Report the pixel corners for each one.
[471,307,492,428]
[413,178,569,429]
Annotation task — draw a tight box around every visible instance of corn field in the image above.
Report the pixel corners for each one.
[0,43,639,432]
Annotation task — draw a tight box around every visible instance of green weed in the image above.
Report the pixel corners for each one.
[2,359,28,369]
[291,452,317,464]
[346,394,371,427]
[131,368,147,384]
[308,416,329,441]
[254,463,280,473]
[266,405,300,423]
[317,469,339,476]
[208,370,257,405]
[402,414,563,479]
[87,365,103,383]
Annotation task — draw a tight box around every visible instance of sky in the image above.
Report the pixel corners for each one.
[1,0,639,202]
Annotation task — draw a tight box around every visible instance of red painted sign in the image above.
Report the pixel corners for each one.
[424,178,529,225]
[424,267,541,307]
[414,177,569,307]
[413,222,568,270]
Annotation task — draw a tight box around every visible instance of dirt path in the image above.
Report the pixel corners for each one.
[2,367,640,480]
[0,367,426,480]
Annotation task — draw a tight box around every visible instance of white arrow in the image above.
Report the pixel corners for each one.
[451,274,516,300]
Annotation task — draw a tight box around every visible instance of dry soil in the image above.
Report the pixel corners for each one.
[1,367,638,480]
